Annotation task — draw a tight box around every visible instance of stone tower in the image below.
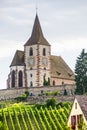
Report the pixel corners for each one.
[24,14,51,87]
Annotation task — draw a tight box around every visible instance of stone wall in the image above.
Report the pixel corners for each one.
[0,84,75,100]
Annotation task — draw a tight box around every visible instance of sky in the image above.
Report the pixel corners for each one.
[0,0,87,89]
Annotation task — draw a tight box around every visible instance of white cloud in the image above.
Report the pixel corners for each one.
[0,40,24,58]
[51,37,87,57]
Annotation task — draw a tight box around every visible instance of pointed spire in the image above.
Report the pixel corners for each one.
[25,14,50,46]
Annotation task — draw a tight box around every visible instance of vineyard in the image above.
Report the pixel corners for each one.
[0,102,71,130]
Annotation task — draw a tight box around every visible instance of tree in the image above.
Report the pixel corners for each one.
[43,75,50,86]
[75,49,87,94]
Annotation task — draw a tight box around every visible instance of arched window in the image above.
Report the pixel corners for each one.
[30,81,33,87]
[11,70,15,88]
[43,48,46,56]
[29,47,33,56]
[18,71,23,87]
[53,80,55,86]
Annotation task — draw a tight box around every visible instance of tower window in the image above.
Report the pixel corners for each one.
[29,47,33,56]
[43,48,46,56]
[30,74,33,77]
[30,81,33,87]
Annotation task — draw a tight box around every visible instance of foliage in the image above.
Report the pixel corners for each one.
[43,75,50,86]
[64,89,68,95]
[0,102,73,130]
[24,91,29,96]
[46,91,61,96]
[0,121,6,130]
[75,49,87,94]
[48,77,50,86]
[15,91,29,102]
[78,116,87,130]
[0,103,6,108]
[46,98,56,108]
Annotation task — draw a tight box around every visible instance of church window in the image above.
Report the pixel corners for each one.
[53,80,55,86]
[30,67,33,70]
[30,74,33,77]
[29,47,33,56]
[44,67,46,70]
[18,71,23,87]
[11,70,15,88]
[30,81,33,87]
[43,48,46,56]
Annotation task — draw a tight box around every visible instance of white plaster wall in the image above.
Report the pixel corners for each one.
[24,45,38,87]
[26,70,37,87]
[24,45,38,69]
[39,45,51,86]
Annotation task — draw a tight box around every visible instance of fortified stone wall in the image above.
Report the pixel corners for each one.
[0,84,75,100]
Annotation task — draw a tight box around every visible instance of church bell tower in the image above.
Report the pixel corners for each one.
[24,14,51,87]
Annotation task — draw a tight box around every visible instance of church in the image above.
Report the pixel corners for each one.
[7,14,75,88]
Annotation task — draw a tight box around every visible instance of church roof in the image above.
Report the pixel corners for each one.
[10,51,75,80]
[50,55,75,80]
[24,14,50,46]
[10,50,24,66]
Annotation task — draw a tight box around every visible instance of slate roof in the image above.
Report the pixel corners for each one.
[76,95,87,120]
[50,55,75,80]
[24,14,50,46]
[10,50,24,66]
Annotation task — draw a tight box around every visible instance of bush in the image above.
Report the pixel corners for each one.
[0,103,6,108]
[24,91,29,96]
[15,92,28,102]
[53,91,61,96]
[64,89,68,95]
[46,98,56,108]
[45,91,61,96]
[35,103,42,109]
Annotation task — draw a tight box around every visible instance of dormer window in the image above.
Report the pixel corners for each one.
[56,71,61,76]
[43,48,46,56]
[29,47,33,56]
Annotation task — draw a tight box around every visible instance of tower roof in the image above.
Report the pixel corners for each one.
[24,14,50,46]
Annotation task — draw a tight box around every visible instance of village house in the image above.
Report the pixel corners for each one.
[67,97,87,130]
